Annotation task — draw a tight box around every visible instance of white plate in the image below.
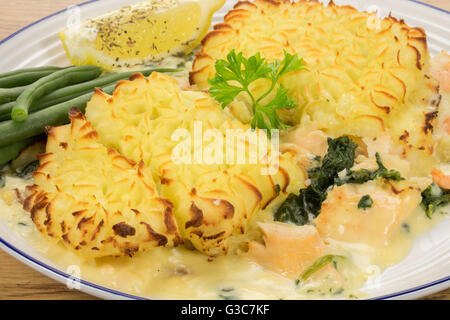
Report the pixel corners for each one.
[0,0,449,300]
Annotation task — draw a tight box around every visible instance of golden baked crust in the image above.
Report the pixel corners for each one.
[191,0,440,175]
[24,108,182,258]
[85,72,304,255]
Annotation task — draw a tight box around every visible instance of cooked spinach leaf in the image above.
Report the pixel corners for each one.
[335,152,404,185]
[218,286,236,299]
[402,223,410,233]
[274,193,310,225]
[358,194,373,210]
[421,183,450,218]
[274,136,357,225]
[298,254,345,281]
[275,137,406,225]
[310,136,358,190]
[218,294,237,300]
[0,173,5,188]
[186,52,195,61]
[331,288,344,295]
[15,160,39,178]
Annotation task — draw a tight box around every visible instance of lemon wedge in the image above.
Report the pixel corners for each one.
[59,0,225,71]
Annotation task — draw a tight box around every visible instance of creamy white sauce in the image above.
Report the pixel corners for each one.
[0,174,446,299]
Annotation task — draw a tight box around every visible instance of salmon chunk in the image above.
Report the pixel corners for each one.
[247,222,327,280]
[315,180,422,247]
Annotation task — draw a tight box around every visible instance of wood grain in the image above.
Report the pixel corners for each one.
[0,0,448,300]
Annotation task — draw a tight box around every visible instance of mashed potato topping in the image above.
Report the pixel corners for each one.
[191,0,440,175]
[24,108,182,258]
[26,72,303,257]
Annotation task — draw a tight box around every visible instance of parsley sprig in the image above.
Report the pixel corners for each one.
[208,50,305,132]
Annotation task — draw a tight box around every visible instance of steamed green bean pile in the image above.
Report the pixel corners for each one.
[0,65,180,167]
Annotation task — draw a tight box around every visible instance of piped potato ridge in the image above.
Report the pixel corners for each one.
[24,108,182,258]
[191,0,440,176]
[25,72,303,257]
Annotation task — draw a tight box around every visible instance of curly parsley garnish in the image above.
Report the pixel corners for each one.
[208,50,305,132]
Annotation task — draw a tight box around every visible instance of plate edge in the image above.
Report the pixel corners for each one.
[0,0,448,300]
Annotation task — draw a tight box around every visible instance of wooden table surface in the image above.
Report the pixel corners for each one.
[0,0,449,301]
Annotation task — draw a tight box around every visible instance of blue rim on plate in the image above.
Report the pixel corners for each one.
[0,237,145,300]
[0,0,448,300]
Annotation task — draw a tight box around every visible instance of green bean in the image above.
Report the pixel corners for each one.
[0,66,63,79]
[0,137,38,167]
[32,67,180,105]
[0,102,17,117]
[11,65,102,122]
[0,86,95,117]
[0,68,180,120]
[0,67,66,88]
[0,86,27,104]
[0,83,116,148]
[0,89,94,120]
[0,90,92,120]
